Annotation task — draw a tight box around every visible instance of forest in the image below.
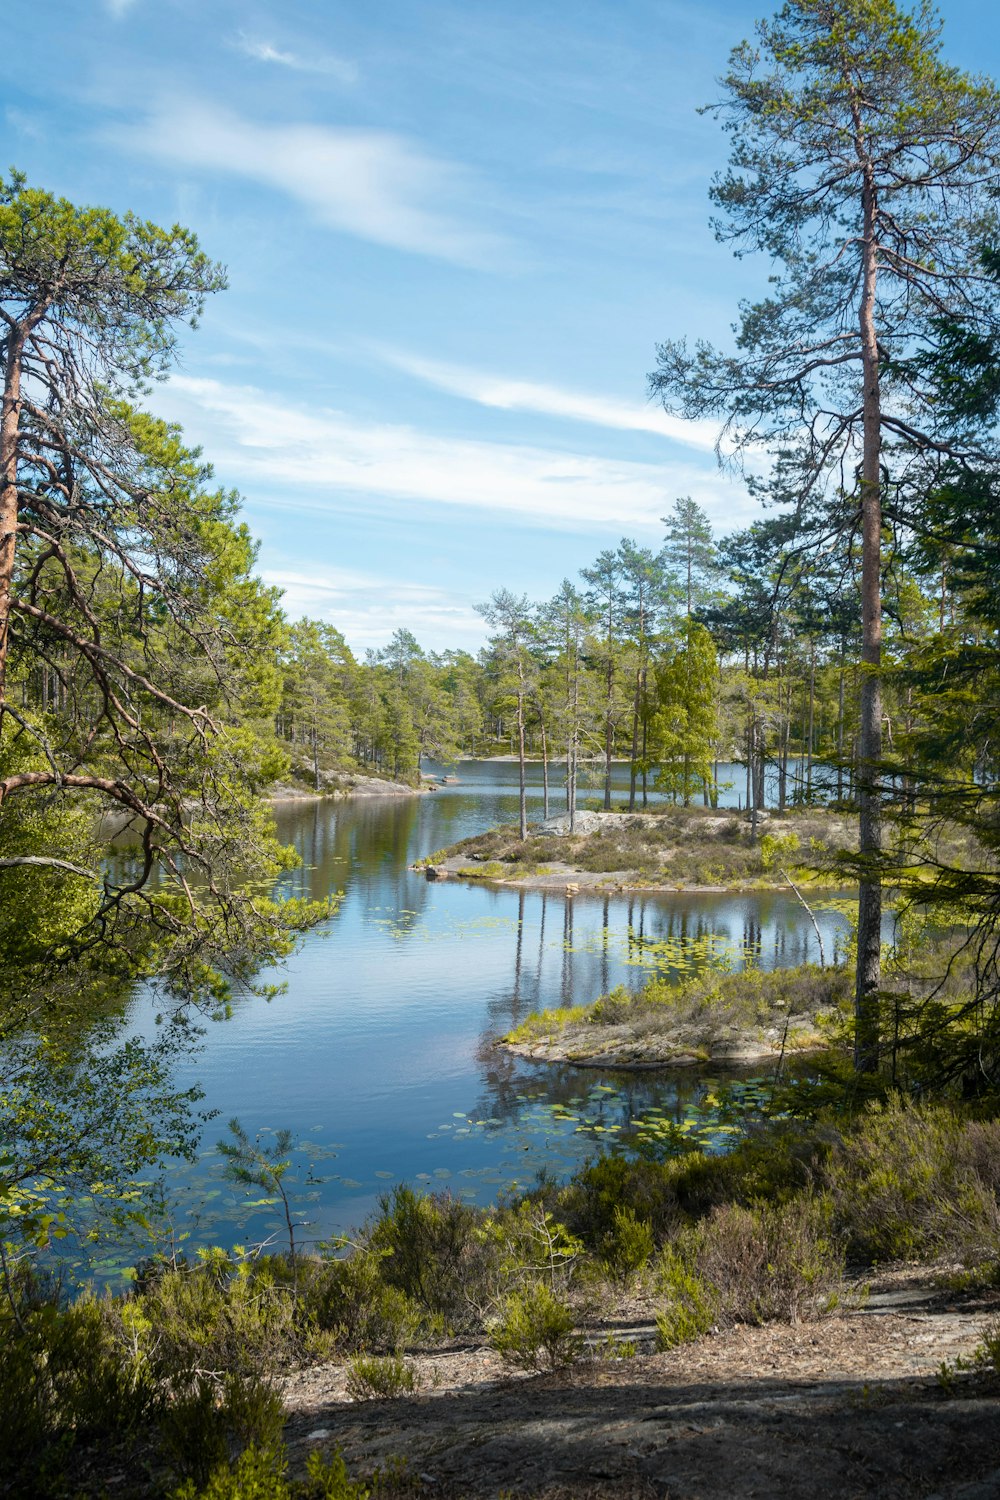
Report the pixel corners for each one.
[5,0,1000,1496]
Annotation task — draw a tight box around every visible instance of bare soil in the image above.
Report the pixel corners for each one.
[282,1268,1000,1499]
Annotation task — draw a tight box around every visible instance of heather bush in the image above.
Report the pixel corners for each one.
[345,1353,420,1401]
[824,1097,1000,1264]
[487,1282,583,1370]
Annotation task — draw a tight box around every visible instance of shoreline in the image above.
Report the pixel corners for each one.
[269,774,431,804]
[416,805,855,897]
[500,1028,831,1071]
[496,961,848,1073]
[419,852,850,897]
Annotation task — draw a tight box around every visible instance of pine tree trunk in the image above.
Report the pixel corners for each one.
[0,327,25,735]
[854,163,884,1075]
[628,664,641,812]
[540,715,549,821]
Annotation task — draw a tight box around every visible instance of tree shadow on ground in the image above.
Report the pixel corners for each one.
[287,1364,1000,1499]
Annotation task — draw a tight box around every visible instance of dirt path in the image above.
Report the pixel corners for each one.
[282,1272,1000,1499]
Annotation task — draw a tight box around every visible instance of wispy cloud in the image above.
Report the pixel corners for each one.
[114,101,506,268]
[159,375,746,533]
[380,348,723,452]
[104,0,137,13]
[234,31,358,85]
[260,566,486,650]
[5,107,43,141]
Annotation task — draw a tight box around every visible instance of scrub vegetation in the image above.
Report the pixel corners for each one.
[5,1097,1000,1495]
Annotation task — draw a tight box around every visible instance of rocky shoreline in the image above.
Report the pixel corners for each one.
[500,1016,827,1070]
[417,806,851,897]
[270,773,431,803]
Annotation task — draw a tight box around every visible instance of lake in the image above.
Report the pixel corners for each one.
[121,761,851,1262]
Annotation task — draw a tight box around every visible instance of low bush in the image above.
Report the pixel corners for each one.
[170,1444,370,1500]
[159,1371,286,1486]
[654,1193,842,1346]
[694,1195,843,1324]
[345,1354,420,1401]
[599,1205,656,1287]
[557,1152,689,1247]
[362,1186,487,1328]
[0,1272,159,1488]
[487,1283,583,1370]
[140,1247,302,1380]
[307,1249,423,1352]
[654,1247,719,1349]
[824,1097,1000,1264]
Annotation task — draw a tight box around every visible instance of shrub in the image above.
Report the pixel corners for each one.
[363,1187,484,1326]
[345,1354,420,1401]
[825,1098,1000,1264]
[473,1202,583,1313]
[170,1444,369,1500]
[487,1283,583,1370]
[159,1371,286,1486]
[976,1317,1000,1375]
[307,1251,422,1353]
[558,1154,686,1247]
[694,1195,843,1324]
[141,1249,300,1380]
[654,1247,718,1349]
[0,1276,158,1487]
[600,1205,655,1287]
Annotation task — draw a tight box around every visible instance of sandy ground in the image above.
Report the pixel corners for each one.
[281,1268,1000,1499]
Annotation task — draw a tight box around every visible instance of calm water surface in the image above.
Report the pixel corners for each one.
[125,762,850,1254]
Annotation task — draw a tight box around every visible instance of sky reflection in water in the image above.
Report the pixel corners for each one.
[123,763,850,1257]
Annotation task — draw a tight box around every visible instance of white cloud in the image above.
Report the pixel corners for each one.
[234,32,358,85]
[261,566,486,650]
[5,107,43,141]
[115,101,505,267]
[104,0,137,15]
[159,374,747,533]
[379,348,723,452]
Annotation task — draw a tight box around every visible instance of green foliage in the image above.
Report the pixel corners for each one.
[599,1205,656,1287]
[1,1022,205,1252]
[307,1250,422,1353]
[975,1318,1000,1376]
[824,1097,1000,1263]
[363,1186,483,1326]
[345,1353,420,1401]
[475,1201,583,1299]
[0,1272,158,1486]
[652,620,719,805]
[559,1154,688,1247]
[759,830,800,871]
[487,1282,583,1370]
[654,1248,719,1349]
[170,1445,369,1500]
[138,1248,301,1378]
[159,1372,286,1486]
[217,1120,310,1283]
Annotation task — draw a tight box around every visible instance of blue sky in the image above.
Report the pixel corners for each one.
[3,0,995,652]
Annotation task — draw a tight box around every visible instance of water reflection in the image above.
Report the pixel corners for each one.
[115,769,852,1257]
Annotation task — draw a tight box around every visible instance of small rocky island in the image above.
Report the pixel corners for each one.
[419,805,854,894]
[499,961,851,1070]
